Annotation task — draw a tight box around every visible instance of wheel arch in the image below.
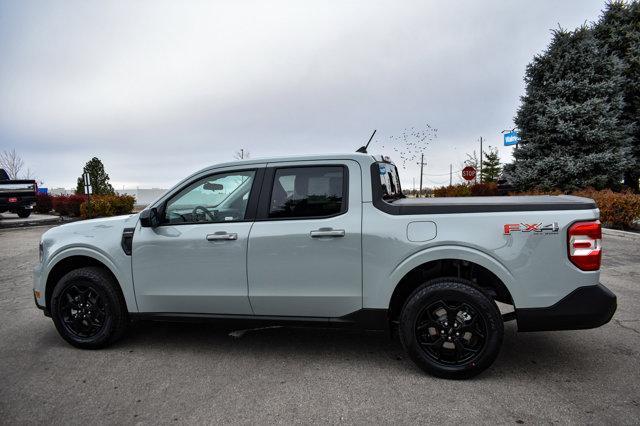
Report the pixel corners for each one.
[44,250,129,312]
[387,246,517,322]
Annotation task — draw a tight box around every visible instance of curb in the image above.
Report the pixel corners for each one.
[603,227,640,240]
[0,217,79,230]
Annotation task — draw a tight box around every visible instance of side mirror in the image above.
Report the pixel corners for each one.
[140,207,161,228]
[203,182,223,191]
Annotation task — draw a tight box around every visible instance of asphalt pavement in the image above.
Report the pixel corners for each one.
[1,225,638,424]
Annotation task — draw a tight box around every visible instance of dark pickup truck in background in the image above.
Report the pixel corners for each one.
[0,168,37,218]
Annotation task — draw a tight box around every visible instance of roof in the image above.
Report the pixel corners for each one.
[197,152,381,173]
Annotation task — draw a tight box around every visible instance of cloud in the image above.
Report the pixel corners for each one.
[0,0,605,188]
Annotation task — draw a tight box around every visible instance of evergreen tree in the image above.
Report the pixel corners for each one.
[512,26,634,191]
[594,1,640,190]
[481,147,501,183]
[76,157,115,195]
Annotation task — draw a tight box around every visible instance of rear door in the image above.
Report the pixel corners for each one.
[247,160,362,317]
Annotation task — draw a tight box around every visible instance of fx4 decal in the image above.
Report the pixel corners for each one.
[504,222,559,235]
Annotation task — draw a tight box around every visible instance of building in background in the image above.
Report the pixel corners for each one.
[49,188,75,196]
[116,188,167,207]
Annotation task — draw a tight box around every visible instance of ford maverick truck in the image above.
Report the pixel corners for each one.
[33,153,616,378]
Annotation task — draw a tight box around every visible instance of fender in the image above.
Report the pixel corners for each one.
[44,245,138,312]
[386,244,520,307]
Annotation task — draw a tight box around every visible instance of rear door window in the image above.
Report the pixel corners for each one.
[269,166,346,219]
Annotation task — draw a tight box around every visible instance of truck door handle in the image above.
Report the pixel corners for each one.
[206,232,238,241]
[309,228,345,238]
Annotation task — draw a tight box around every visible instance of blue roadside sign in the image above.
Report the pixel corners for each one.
[504,131,520,146]
[38,187,48,195]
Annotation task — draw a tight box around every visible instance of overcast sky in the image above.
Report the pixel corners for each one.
[0,1,606,189]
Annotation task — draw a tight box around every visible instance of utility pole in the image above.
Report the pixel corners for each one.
[240,149,244,159]
[418,153,424,198]
[449,164,452,186]
[479,137,483,184]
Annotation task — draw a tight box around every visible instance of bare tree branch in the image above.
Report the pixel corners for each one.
[0,149,25,179]
[23,167,36,180]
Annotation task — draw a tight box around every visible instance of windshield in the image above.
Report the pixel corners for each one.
[377,162,403,200]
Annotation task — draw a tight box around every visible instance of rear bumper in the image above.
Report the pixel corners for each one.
[0,196,36,210]
[516,283,617,332]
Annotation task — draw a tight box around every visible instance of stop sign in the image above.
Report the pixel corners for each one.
[462,166,476,181]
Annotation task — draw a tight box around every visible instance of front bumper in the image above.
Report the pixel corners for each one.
[516,283,617,332]
[33,263,49,315]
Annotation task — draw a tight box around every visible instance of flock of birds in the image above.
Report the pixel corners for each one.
[379,124,438,169]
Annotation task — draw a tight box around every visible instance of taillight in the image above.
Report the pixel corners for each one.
[568,220,602,271]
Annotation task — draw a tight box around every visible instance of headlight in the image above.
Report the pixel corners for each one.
[39,241,44,263]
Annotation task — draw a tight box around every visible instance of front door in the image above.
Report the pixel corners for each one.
[247,161,362,317]
[132,167,262,314]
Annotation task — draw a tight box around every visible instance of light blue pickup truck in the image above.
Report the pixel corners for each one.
[33,153,616,378]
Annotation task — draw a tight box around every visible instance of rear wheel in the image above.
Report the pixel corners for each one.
[17,209,31,218]
[399,278,503,379]
[50,266,128,349]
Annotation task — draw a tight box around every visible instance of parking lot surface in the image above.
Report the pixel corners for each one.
[1,225,639,424]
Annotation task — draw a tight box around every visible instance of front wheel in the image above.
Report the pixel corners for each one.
[399,278,503,379]
[50,267,128,349]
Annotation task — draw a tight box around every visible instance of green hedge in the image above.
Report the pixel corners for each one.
[80,195,136,219]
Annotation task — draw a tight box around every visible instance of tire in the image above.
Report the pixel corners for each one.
[398,278,503,379]
[17,209,31,218]
[50,266,128,349]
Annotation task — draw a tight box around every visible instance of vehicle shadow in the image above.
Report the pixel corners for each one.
[90,319,598,380]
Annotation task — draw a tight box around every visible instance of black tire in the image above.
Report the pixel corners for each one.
[50,266,128,349]
[398,278,503,379]
[17,209,31,218]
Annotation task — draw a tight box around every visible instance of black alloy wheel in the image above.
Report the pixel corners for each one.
[415,299,488,366]
[51,266,128,349]
[58,284,107,338]
[399,278,503,379]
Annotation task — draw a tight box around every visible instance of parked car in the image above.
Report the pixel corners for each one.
[33,153,616,378]
[0,168,37,218]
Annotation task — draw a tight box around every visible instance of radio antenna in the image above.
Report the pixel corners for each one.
[356,129,376,153]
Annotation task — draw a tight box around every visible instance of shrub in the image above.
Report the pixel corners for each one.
[510,188,640,230]
[110,194,135,215]
[51,194,86,217]
[433,183,498,197]
[433,184,471,197]
[469,182,498,196]
[80,194,136,219]
[509,188,563,196]
[573,189,640,230]
[34,194,53,214]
